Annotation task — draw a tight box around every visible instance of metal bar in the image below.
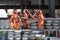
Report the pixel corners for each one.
[49,0,55,17]
[44,18,60,20]
[0,29,31,32]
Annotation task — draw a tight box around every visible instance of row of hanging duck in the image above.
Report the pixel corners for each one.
[9,9,44,30]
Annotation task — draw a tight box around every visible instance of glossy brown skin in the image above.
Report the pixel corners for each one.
[10,10,21,30]
[34,10,44,29]
[38,10,44,29]
[21,9,29,28]
[21,9,35,28]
